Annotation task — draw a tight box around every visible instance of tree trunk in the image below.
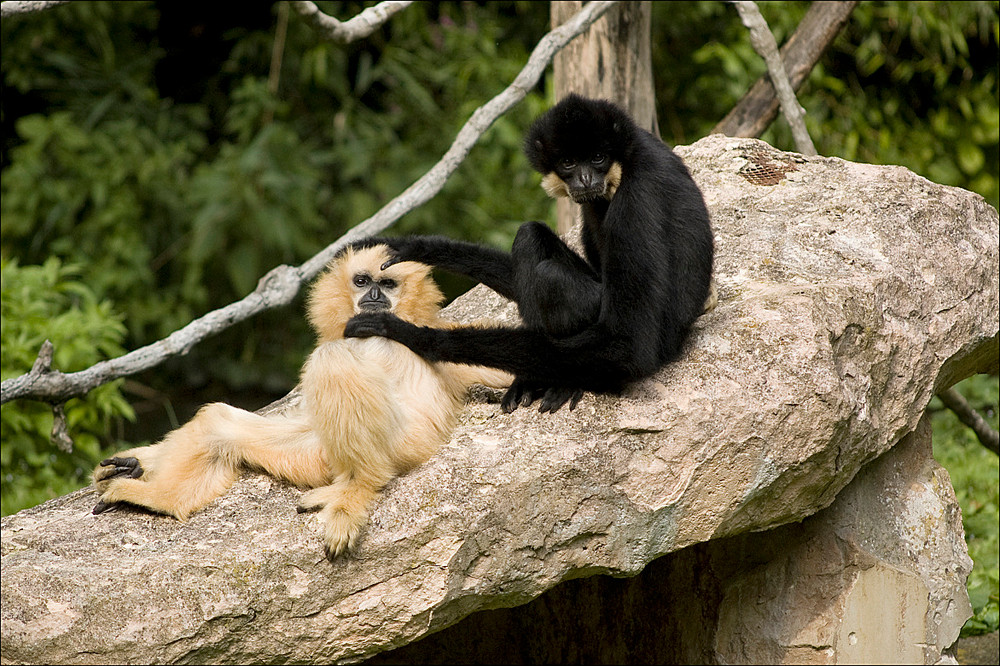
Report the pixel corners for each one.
[550,1,657,234]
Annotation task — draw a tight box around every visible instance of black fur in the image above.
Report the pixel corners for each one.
[346,95,714,412]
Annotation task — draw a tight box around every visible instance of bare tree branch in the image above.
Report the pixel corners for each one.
[714,1,857,138]
[937,386,1000,455]
[291,0,412,43]
[0,0,619,407]
[0,0,66,18]
[732,1,817,156]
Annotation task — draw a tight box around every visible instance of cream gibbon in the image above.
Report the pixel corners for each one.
[92,246,512,558]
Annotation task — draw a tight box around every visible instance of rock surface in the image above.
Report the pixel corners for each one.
[362,414,972,665]
[2,135,998,664]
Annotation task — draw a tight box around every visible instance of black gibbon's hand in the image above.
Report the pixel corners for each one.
[343,312,393,338]
[345,237,407,270]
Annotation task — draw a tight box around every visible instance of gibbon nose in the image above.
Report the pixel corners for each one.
[359,285,390,310]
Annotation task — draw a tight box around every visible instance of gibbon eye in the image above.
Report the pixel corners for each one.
[558,158,576,171]
[592,153,606,166]
[379,279,397,290]
[353,274,370,288]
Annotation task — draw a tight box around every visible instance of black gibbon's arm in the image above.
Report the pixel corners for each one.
[352,235,517,301]
[344,313,645,393]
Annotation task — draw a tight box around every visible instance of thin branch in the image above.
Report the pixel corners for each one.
[0,0,619,407]
[732,1,816,156]
[937,387,1000,455]
[268,1,290,96]
[0,0,67,18]
[291,0,412,43]
[714,1,857,138]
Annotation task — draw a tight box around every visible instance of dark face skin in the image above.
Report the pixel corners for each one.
[554,152,612,202]
[352,272,398,312]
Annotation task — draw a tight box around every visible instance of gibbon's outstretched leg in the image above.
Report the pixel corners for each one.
[346,94,714,413]
[93,404,329,519]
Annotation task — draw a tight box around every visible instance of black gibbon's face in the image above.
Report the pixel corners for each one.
[553,152,618,203]
[351,271,399,313]
[541,150,623,204]
[525,94,630,204]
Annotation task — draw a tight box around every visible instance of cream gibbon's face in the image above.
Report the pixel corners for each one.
[349,266,399,314]
[307,246,444,344]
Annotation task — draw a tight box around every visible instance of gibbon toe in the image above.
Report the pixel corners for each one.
[92,498,118,514]
[296,487,331,513]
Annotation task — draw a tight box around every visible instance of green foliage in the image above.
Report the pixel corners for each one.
[771,2,998,208]
[930,374,1000,636]
[1,111,205,340]
[652,1,1000,209]
[1,258,134,515]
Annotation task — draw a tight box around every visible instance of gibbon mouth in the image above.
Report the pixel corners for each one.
[359,301,391,312]
[570,187,607,203]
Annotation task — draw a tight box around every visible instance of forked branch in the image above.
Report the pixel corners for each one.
[290,0,412,43]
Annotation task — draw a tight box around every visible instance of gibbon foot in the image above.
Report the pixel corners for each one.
[297,486,371,559]
[94,457,145,515]
[92,457,145,513]
[537,386,584,413]
[501,380,583,413]
[318,509,366,559]
[95,456,144,484]
[501,379,543,413]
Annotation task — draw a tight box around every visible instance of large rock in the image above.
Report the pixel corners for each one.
[2,135,997,664]
[361,413,972,665]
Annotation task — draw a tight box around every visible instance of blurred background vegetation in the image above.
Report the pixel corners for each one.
[1,0,997,635]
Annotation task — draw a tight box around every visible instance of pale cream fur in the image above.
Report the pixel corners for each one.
[93,246,511,557]
[541,172,570,199]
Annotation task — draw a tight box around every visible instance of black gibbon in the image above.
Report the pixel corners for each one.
[92,246,512,558]
[344,94,715,413]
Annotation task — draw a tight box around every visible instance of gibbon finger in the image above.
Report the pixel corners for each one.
[538,387,584,413]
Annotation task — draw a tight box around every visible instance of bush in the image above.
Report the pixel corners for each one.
[930,374,1000,636]
[1,258,134,515]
